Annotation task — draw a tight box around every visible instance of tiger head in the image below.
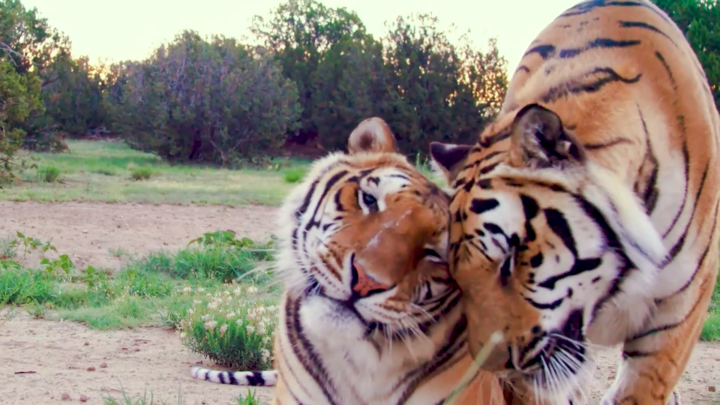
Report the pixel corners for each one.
[276,117,457,345]
[430,103,666,396]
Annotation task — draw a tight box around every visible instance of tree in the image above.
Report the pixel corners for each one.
[310,35,389,151]
[381,14,508,156]
[251,0,367,143]
[0,60,42,181]
[37,55,108,139]
[0,0,75,153]
[115,31,301,165]
[653,0,719,107]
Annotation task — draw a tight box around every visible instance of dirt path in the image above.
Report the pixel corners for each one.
[0,201,279,270]
[0,201,718,404]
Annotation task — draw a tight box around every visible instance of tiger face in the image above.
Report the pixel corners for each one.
[277,117,456,344]
[430,104,666,397]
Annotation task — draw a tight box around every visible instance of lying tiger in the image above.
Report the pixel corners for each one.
[192,118,506,404]
[429,0,720,404]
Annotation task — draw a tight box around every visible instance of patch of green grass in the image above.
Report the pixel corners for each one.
[4,140,307,206]
[0,261,57,306]
[0,237,16,260]
[283,167,306,184]
[130,166,153,181]
[701,273,720,341]
[41,165,61,183]
[700,311,720,341]
[238,391,261,405]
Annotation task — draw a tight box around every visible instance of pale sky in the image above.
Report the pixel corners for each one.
[22,0,580,73]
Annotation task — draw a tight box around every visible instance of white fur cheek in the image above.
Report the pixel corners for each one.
[299,296,367,351]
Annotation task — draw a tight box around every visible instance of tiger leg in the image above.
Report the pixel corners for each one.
[600,275,715,405]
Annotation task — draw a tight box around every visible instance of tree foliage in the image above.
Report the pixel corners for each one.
[251,0,368,144]
[111,31,301,165]
[653,0,719,107]
[2,0,510,170]
[380,14,507,154]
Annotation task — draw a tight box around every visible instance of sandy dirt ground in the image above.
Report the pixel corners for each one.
[0,201,718,404]
[0,201,279,270]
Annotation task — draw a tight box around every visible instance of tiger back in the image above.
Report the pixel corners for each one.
[429,1,720,403]
[193,117,506,404]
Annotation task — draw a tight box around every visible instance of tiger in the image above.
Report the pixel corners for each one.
[428,0,720,403]
[191,117,507,404]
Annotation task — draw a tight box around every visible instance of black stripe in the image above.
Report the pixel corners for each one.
[543,208,577,256]
[541,67,642,103]
[246,372,266,386]
[286,297,339,404]
[295,179,320,219]
[479,162,500,175]
[583,137,634,150]
[618,20,677,47]
[520,194,539,242]
[657,199,719,302]
[558,38,641,59]
[469,198,499,215]
[636,106,660,214]
[523,44,556,59]
[626,289,708,343]
[304,170,349,232]
[524,296,564,310]
[559,0,673,24]
[479,128,512,148]
[228,372,239,385]
[537,257,603,290]
[570,195,637,321]
[663,159,710,265]
[622,350,655,359]
[395,315,467,404]
[218,372,226,384]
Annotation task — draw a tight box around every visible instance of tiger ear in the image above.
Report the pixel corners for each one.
[429,142,472,185]
[509,103,586,169]
[348,117,397,155]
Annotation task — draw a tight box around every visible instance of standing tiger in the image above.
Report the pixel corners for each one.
[192,118,506,404]
[429,0,720,403]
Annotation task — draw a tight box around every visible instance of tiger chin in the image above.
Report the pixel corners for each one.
[191,117,506,405]
[429,1,720,404]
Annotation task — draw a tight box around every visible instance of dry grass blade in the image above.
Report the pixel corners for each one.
[442,330,504,405]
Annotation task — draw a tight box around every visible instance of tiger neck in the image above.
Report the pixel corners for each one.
[278,292,468,404]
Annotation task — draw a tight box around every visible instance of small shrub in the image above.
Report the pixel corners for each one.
[178,284,276,370]
[238,391,260,405]
[0,263,58,306]
[283,167,305,184]
[0,237,16,260]
[132,233,276,283]
[130,167,152,181]
[43,165,61,183]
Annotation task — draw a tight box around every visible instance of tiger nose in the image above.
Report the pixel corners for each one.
[350,255,394,300]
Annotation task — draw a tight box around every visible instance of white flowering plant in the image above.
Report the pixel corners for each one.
[178,283,278,370]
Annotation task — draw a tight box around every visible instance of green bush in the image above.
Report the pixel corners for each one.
[179,284,277,370]
[0,262,57,306]
[42,165,60,183]
[130,167,152,181]
[283,167,306,184]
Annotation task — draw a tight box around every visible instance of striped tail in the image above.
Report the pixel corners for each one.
[190,366,278,386]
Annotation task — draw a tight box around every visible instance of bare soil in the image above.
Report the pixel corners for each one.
[0,201,718,404]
